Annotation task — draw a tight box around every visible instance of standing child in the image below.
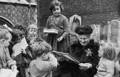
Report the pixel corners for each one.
[94,44,116,77]
[29,40,58,77]
[45,0,69,52]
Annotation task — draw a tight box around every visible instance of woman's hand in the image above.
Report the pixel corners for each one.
[79,63,92,70]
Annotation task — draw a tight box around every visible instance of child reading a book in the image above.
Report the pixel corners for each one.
[94,44,116,77]
[29,40,58,77]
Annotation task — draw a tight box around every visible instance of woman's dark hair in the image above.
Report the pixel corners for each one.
[75,25,93,35]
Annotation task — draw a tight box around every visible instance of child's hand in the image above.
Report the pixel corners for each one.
[11,65,17,71]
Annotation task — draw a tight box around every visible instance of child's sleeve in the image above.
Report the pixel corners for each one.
[63,16,69,32]
[105,62,114,77]
[46,16,51,28]
[61,16,69,38]
[5,48,16,68]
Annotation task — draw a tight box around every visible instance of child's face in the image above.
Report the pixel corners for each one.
[28,28,37,40]
[53,6,61,16]
[0,39,10,47]
[28,28,37,35]
[98,46,104,57]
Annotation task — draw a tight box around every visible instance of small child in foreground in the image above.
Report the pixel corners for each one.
[94,44,116,77]
[29,41,58,77]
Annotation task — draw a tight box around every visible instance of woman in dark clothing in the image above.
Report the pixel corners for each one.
[56,25,100,77]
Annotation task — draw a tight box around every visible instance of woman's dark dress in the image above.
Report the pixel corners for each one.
[54,36,100,77]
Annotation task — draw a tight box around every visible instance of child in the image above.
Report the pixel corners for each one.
[0,28,17,76]
[46,0,69,51]
[29,40,58,77]
[94,44,116,77]
[27,23,38,44]
[12,25,28,77]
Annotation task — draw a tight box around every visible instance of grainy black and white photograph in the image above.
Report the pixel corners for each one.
[0,0,120,77]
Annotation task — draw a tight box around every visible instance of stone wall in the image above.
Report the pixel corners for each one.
[0,1,37,27]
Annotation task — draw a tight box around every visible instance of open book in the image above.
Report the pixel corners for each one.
[43,28,58,34]
[52,51,80,64]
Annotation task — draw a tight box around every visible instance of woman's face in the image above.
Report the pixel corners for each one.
[52,6,61,16]
[78,35,90,46]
